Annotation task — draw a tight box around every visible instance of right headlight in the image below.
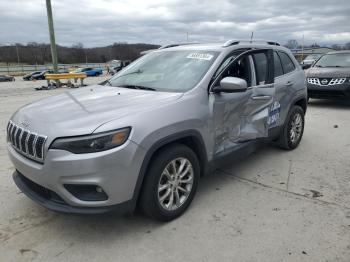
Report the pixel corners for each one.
[50,127,131,154]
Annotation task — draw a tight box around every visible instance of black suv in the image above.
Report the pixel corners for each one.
[306,51,350,99]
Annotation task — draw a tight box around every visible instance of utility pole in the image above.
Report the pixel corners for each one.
[46,0,58,73]
[15,45,20,65]
[301,34,304,61]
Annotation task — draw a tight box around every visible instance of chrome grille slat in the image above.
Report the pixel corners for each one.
[25,131,30,154]
[21,131,29,153]
[11,125,18,146]
[32,134,38,158]
[8,122,14,142]
[6,120,47,162]
[15,128,22,149]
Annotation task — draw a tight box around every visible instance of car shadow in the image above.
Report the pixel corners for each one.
[308,98,350,109]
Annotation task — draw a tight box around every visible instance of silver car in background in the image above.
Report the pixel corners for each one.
[7,40,307,221]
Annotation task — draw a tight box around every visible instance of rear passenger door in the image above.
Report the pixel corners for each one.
[273,51,297,127]
[238,49,276,141]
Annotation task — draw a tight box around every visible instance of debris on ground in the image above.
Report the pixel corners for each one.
[309,190,323,198]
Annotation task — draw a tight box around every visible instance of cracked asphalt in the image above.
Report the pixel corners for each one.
[0,77,349,262]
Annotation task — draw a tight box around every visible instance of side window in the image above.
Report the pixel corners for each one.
[252,53,268,85]
[213,54,236,79]
[215,56,253,87]
[210,49,253,87]
[273,51,283,77]
[278,51,295,74]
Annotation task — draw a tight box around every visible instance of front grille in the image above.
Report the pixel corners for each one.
[307,77,346,86]
[7,120,47,162]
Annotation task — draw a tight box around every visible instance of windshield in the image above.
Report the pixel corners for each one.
[314,53,350,68]
[107,50,219,92]
[304,54,321,60]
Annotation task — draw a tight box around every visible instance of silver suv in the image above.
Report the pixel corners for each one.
[7,40,307,221]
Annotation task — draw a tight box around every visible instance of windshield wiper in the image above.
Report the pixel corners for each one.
[117,69,143,78]
[102,79,112,86]
[118,85,156,91]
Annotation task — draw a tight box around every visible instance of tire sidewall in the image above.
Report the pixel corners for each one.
[285,106,305,149]
[142,145,200,221]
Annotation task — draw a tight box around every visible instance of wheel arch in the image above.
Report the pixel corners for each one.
[132,130,209,208]
[293,96,307,113]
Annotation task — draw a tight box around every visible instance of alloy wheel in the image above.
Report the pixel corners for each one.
[290,113,303,143]
[157,157,194,211]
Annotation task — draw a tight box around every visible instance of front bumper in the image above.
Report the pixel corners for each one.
[13,171,133,214]
[8,139,146,214]
[307,82,350,99]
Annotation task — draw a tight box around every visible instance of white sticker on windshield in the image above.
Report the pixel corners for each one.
[187,53,214,61]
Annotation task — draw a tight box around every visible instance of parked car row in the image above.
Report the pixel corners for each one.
[0,75,15,82]
[72,67,103,76]
[20,67,103,81]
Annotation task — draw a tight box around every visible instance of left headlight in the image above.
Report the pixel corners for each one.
[50,127,131,154]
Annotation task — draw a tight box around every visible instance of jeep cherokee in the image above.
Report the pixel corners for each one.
[7,40,307,221]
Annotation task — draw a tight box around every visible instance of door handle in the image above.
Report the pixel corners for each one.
[285,81,293,86]
[251,95,271,100]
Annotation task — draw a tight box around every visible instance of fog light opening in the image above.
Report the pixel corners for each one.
[64,184,108,201]
[96,186,103,193]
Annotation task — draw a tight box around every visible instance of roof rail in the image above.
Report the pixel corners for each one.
[140,42,199,55]
[158,42,199,50]
[223,39,280,47]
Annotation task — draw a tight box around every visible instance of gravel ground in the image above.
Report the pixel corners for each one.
[0,77,349,262]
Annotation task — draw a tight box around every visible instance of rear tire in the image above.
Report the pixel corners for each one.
[276,105,305,150]
[139,144,200,221]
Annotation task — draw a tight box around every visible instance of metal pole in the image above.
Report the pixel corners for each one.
[46,0,58,74]
[301,34,304,62]
[15,45,20,65]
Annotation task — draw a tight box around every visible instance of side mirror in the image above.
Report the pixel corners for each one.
[302,64,312,70]
[213,77,248,93]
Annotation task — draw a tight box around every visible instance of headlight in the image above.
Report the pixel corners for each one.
[50,127,131,154]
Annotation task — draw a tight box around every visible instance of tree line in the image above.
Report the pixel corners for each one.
[284,39,350,50]
[0,42,160,65]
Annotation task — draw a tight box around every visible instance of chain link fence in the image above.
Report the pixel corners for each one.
[0,63,108,75]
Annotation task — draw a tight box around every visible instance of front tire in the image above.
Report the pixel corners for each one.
[276,105,305,150]
[140,144,200,221]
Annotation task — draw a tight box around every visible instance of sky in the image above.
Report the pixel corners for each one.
[0,0,349,47]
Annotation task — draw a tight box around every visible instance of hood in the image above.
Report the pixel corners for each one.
[11,85,183,137]
[306,67,350,78]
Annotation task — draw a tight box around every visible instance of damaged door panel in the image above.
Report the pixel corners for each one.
[238,83,274,141]
[210,48,275,154]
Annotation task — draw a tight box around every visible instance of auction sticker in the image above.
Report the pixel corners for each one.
[187,53,214,60]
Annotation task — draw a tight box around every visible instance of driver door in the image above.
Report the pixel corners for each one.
[210,49,275,156]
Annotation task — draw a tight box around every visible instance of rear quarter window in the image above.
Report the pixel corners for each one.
[278,51,295,74]
[273,51,283,77]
